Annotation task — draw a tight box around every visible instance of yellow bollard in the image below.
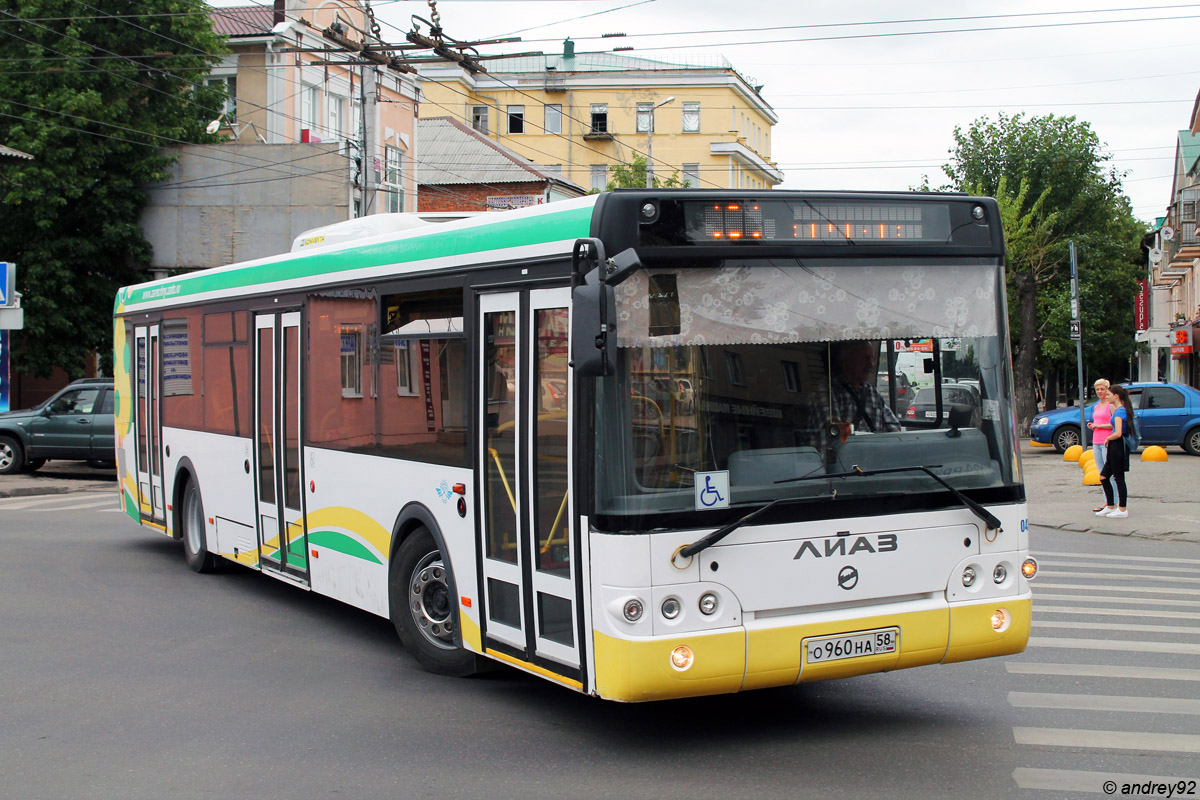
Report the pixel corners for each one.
[1141,445,1169,462]
[1082,466,1102,485]
[1063,444,1083,462]
[1078,449,1095,468]
[1029,440,1053,447]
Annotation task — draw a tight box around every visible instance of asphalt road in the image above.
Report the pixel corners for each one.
[1,490,1198,800]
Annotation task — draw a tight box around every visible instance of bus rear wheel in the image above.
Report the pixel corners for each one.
[390,527,479,676]
[181,480,217,573]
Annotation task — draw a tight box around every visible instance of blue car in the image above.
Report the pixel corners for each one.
[1030,382,1200,455]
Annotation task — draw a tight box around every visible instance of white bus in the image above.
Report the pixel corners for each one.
[113,191,1037,702]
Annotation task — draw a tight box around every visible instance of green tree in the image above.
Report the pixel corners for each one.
[942,113,1145,430]
[602,154,687,191]
[0,0,226,378]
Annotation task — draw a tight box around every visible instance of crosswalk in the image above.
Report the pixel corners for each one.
[0,490,121,513]
[1010,549,1200,793]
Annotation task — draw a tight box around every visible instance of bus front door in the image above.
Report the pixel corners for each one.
[132,324,166,525]
[478,288,581,676]
[254,311,308,583]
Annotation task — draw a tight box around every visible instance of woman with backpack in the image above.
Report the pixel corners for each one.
[1095,384,1138,519]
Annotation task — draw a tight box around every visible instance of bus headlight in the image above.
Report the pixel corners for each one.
[661,597,681,620]
[961,566,977,587]
[993,563,1008,584]
[698,592,718,615]
[991,608,1010,632]
[622,598,644,622]
[1021,558,1038,579]
[669,645,694,671]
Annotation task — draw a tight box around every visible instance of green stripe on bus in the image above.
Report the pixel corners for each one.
[307,529,383,564]
[120,205,594,308]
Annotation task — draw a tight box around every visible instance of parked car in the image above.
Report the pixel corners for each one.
[876,370,914,416]
[0,378,116,474]
[1030,382,1200,455]
[904,383,981,428]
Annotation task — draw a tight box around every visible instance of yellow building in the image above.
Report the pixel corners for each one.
[418,40,782,192]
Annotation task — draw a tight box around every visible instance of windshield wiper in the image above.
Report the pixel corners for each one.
[776,464,1002,531]
[678,493,835,559]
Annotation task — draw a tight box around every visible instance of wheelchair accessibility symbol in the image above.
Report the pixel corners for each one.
[694,471,730,510]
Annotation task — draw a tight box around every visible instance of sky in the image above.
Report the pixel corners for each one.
[222,0,1200,223]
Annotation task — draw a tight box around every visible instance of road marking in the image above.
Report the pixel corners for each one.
[34,498,121,512]
[1034,582,1199,597]
[1035,550,1200,566]
[1028,637,1200,655]
[1039,570,1200,585]
[1006,662,1200,682]
[1013,767,1200,793]
[1038,559,1200,576]
[1034,619,1200,635]
[1013,727,1200,753]
[1009,691,1200,715]
[1035,592,1200,608]
[0,493,113,511]
[1035,605,1200,621]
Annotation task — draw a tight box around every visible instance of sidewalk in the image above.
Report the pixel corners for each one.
[0,461,116,498]
[1020,438,1200,544]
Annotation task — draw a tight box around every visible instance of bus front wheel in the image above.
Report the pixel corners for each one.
[181,480,218,573]
[390,527,479,676]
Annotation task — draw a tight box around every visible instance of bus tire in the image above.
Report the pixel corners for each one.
[181,479,217,573]
[389,527,479,676]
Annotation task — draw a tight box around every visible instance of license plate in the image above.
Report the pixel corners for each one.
[805,628,899,664]
[924,411,937,418]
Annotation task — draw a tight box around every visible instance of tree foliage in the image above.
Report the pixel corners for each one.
[0,0,226,378]
[601,154,687,191]
[942,113,1145,430]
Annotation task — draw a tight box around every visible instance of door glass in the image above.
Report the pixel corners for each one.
[484,310,518,565]
[48,389,99,415]
[150,334,160,478]
[283,324,301,512]
[533,308,570,576]
[258,326,276,505]
[137,337,147,470]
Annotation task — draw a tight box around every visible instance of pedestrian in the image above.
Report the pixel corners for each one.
[1095,384,1137,519]
[1087,378,1112,512]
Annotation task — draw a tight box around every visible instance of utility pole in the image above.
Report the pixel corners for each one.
[1070,241,1086,434]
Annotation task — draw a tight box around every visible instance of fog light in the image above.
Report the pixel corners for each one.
[699,592,718,615]
[962,566,977,587]
[993,563,1008,584]
[1021,557,1038,579]
[669,645,694,671]
[622,598,644,622]
[661,597,681,620]
[991,607,1010,632]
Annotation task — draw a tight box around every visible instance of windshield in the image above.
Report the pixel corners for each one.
[592,259,1020,522]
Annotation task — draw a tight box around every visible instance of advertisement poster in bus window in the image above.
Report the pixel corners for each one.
[161,319,193,396]
[0,330,9,413]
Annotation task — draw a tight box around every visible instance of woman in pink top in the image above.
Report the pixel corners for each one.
[1087,378,1112,511]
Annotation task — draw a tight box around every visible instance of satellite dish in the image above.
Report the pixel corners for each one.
[1149,248,1163,265]
[1162,226,1175,241]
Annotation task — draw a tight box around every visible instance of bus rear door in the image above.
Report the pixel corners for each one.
[132,324,166,525]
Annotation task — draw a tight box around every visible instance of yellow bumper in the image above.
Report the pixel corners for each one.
[592,595,1032,702]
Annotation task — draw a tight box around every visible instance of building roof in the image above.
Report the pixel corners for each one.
[0,143,33,164]
[482,50,734,74]
[1179,130,1200,175]
[209,6,275,37]
[416,117,584,191]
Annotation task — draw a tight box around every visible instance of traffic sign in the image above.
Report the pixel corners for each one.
[1070,319,1081,340]
[0,262,12,306]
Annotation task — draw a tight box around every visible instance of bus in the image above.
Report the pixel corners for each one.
[113,190,1037,702]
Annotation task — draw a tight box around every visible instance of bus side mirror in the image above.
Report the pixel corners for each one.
[571,280,616,377]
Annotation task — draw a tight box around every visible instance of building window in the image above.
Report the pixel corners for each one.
[507,105,525,134]
[590,164,607,192]
[384,146,404,213]
[636,102,653,133]
[590,103,608,134]
[340,326,363,398]
[395,340,416,395]
[351,99,361,141]
[327,95,345,139]
[682,163,700,188]
[301,84,319,138]
[725,351,744,386]
[782,361,802,392]
[544,104,561,134]
[682,101,699,133]
[206,76,237,123]
[471,105,489,134]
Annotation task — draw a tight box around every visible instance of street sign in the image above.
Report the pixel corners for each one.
[0,262,12,306]
[1070,319,1081,340]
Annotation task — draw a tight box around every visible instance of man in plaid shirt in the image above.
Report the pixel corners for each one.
[807,340,901,451]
